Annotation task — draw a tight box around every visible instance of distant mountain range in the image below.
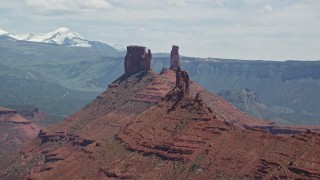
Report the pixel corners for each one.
[0,27,120,51]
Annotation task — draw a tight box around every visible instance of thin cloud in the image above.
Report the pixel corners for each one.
[264,4,273,12]
[24,0,113,11]
[167,0,186,7]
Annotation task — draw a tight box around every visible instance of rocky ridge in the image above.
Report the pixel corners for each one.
[1,46,320,179]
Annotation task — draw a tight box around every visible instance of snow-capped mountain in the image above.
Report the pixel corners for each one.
[0,27,89,47]
[0,28,8,35]
[0,27,119,51]
[13,27,87,46]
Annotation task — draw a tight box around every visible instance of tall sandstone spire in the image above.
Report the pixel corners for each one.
[170,45,180,70]
[175,68,190,97]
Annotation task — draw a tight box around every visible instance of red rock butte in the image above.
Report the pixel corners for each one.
[0,106,40,161]
[124,45,152,74]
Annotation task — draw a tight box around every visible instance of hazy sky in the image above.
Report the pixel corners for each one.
[1,0,319,60]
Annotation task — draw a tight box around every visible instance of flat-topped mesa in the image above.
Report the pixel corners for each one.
[170,45,180,71]
[124,45,152,74]
[175,67,190,97]
[0,106,17,115]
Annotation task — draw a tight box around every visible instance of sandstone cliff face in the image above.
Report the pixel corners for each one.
[124,46,152,74]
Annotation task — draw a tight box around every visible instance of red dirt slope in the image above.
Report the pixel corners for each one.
[1,69,319,179]
[118,89,320,178]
